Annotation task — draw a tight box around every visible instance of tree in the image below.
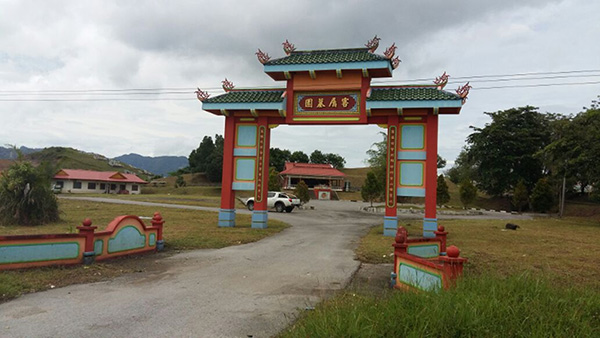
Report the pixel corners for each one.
[541,98,600,196]
[530,178,554,213]
[309,150,327,164]
[294,180,310,204]
[175,175,186,188]
[361,171,383,206]
[289,151,309,163]
[446,148,477,184]
[205,134,224,182]
[189,136,215,173]
[324,153,346,169]
[0,158,59,226]
[436,174,450,206]
[466,106,553,196]
[512,180,529,212]
[268,167,281,191]
[437,155,447,169]
[459,179,477,208]
[269,148,291,172]
[365,132,388,190]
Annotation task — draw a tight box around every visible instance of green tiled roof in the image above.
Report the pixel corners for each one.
[368,87,461,101]
[266,48,388,65]
[203,90,284,103]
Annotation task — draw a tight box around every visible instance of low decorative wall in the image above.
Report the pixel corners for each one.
[391,225,467,291]
[0,212,164,270]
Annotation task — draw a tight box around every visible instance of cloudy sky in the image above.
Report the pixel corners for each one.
[1,0,599,168]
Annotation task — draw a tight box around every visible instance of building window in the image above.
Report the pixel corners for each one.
[110,184,116,190]
[120,184,126,191]
[88,182,96,190]
[73,181,82,189]
[100,183,106,190]
[132,185,138,191]
[56,181,64,188]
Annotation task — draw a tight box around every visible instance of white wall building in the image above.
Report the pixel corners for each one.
[52,169,147,194]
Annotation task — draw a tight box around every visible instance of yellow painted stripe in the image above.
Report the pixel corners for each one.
[292,117,361,122]
[404,117,422,121]
[239,118,255,122]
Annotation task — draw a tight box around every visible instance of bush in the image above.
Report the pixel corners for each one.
[294,180,310,204]
[174,175,186,188]
[268,167,281,191]
[361,171,382,206]
[512,179,529,211]
[436,174,450,206]
[459,179,477,208]
[530,177,554,212]
[0,160,59,225]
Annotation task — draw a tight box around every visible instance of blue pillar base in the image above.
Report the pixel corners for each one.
[82,251,95,265]
[383,216,398,237]
[218,209,236,227]
[423,218,438,238]
[156,240,165,251]
[251,210,268,229]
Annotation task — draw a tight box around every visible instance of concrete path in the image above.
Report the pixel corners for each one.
[0,199,380,338]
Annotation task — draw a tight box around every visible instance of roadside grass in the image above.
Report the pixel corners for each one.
[0,199,288,302]
[356,217,600,289]
[280,272,600,337]
[282,217,600,337]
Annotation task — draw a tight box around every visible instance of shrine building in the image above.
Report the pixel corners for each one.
[199,38,468,236]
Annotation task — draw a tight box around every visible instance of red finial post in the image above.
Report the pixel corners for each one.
[439,245,468,287]
[434,225,448,253]
[77,218,97,265]
[152,212,165,251]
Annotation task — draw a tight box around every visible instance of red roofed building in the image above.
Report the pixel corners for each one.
[280,162,346,191]
[52,169,147,194]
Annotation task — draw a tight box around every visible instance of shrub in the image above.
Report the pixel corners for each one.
[361,171,382,206]
[268,167,281,191]
[512,179,529,211]
[459,179,477,208]
[294,180,310,204]
[0,160,59,226]
[436,174,450,206]
[530,177,554,212]
[174,175,186,188]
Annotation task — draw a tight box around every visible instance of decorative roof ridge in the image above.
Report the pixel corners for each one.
[289,47,371,55]
[371,84,439,89]
[225,88,285,92]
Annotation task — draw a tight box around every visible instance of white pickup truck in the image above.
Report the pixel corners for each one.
[246,191,301,213]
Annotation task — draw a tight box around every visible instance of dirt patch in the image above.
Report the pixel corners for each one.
[348,263,393,294]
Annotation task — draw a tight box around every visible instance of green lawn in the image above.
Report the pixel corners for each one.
[0,199,288,302]
[282,216,600,337]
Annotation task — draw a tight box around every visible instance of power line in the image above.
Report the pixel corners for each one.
[473,80,600,90]
[2,69,600,94]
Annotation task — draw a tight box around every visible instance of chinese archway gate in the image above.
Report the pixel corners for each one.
[199,38,469,238]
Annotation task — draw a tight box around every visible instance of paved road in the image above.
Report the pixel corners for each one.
[0,197,531,337]
[0,199,380,338]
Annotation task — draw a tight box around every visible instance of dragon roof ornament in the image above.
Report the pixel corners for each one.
[434,71,450,90]
[391,56,401,69]
[222,78,235,92]
[195,88,210,102]
[282,40,296,55]
[456,82,472,104]
[384,43,397,59]
[365,35,381,53]
[255,49,271,64]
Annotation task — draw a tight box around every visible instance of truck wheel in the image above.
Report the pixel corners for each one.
[275,202,285,213]
[247,201,254,211]
[285,206,294,213]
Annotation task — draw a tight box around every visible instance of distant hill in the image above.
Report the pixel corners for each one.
[114,153,188,177]
[26,147,151,180]
[0,146,41,159]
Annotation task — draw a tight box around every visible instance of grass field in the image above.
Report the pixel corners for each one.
[281,216,600,336]
[0,199,288,302]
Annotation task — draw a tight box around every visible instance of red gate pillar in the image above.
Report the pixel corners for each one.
[251,116,271,229]
[423,113,439,237]
[384,115,399,236]
[218,116,236,227]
